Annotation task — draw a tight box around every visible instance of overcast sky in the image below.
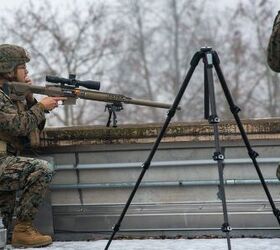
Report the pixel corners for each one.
[1,0,278,11]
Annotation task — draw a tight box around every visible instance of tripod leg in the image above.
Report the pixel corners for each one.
[112,110,118,128]
[203,50,232,250]
[104,51,203,250]
[212,51,280,224]
[204,62,210,120]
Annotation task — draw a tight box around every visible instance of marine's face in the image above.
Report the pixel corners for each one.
[15,63,29,83]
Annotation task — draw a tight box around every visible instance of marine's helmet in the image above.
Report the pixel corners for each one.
[0,44,30,73]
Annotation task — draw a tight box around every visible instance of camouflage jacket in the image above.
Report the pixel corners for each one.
[0,88,46,153]
[267,11,280,72]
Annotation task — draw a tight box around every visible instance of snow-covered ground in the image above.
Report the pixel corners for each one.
[8,238,280,250]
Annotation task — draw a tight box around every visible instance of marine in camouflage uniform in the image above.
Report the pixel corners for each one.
[268,13,280,180]
[267,11,280,72]
[0,44,63,248]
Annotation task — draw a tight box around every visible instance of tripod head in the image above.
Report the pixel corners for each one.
[201,47,212,52]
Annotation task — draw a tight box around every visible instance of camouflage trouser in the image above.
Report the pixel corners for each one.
[0,156,54,226]
[277,164,280,181]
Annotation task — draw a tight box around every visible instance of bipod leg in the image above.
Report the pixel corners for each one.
[105,104,113,127]
[202,48,232,250]
[212,51,280,224]
[104,51,203,250]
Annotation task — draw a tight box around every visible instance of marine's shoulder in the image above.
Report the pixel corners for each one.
[275,11,280,24]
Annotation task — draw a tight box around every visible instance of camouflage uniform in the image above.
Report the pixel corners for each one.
[267,11,280,72]
[0,45,54,233]
[277,164,280,180]
[269,13,280,180]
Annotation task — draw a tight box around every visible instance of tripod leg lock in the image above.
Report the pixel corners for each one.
[221,223,232,233]
[142,161,151,170]
[230,105,241,114]
[112,223,120,232]
[208,115,220,124]
[213,152,225,161]
[248,150,259,159]
[167,108,177,118]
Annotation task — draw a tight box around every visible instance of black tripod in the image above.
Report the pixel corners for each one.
[104,48,280,250]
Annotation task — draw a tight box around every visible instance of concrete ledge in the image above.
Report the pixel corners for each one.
[34,118,280,148]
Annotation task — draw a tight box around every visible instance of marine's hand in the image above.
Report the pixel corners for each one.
[39,97,67,111]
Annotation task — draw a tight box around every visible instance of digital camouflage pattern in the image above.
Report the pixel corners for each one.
[0,89,45,138]
[0,44,30,73]
[277,164,280,181]
[267,11,280,72]
[0,87,51,233]
[0,156,54,223]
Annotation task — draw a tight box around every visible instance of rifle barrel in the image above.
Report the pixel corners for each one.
[75,89,180,110]
[8,82,180,110]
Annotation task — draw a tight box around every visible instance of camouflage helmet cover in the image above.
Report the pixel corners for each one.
[0,44,30,73]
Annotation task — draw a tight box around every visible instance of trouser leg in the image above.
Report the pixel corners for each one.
[0,190,16,226]
[0,190,16,242]
[17,161,53,221]
[0,156,54,222]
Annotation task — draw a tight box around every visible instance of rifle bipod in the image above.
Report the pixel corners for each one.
[105,103,123,127]
[104,47,280,250]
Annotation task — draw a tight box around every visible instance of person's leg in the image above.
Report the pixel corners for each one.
[0,190,16,242]
[0,156,55,247]
[15,157,54,221]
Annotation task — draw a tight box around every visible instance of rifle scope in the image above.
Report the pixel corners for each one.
[46,74,100,90]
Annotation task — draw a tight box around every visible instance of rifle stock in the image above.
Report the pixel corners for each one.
[6,81,181,110]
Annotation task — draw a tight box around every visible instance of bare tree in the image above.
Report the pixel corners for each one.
[109,0,165,123]
[1,1,121,126]
[232,0,280,118]
[1,0,279,126]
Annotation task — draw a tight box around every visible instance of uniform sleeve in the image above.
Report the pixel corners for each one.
[0,92,46,136]
[26,97,46,131]
[267,11,280,72]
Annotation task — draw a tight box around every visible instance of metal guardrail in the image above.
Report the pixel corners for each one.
[54,157,280,170]
[51,157,280,190]
[50,178,280,190]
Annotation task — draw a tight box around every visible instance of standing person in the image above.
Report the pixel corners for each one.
[0,44,65,248]
[268,12,280,180]
[267,11,280,72]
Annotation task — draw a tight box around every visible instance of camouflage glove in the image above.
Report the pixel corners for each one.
[276,163,280,180]
[267,11,280,72]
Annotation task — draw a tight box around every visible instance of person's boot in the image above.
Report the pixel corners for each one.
[11,220,52,248]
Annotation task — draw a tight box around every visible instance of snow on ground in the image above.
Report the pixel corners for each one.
[8,238,280,250]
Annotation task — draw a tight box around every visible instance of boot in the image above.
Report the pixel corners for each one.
[11,221,52,248]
